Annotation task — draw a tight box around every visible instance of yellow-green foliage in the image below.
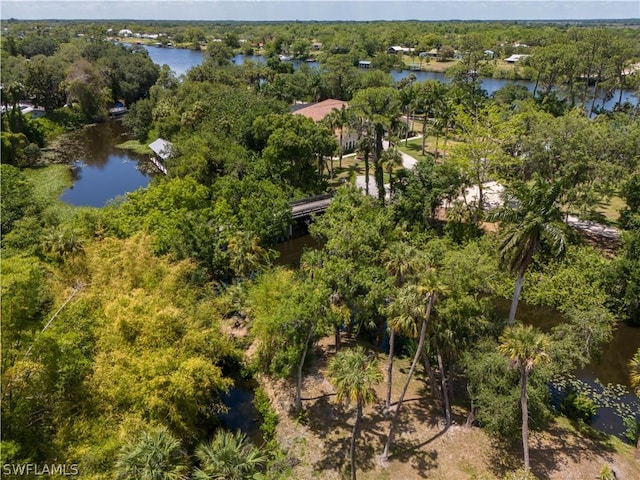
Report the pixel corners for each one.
[83,234,234,434]
[2,233,238,475]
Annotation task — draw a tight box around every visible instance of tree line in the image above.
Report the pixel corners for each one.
[1,19,640,479]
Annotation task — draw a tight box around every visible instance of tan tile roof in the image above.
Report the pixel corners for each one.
[293,99,348,122]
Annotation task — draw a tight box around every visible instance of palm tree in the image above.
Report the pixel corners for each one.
[115,427,188,480]
[327,346,382,480]
[351,87,402,203]
[498,324,550,472]
[490,176,567,326]
[355,133,375,196]
[380,146,403,199]
[381,242,419,408]
[193,429,267,480]
[324,104,351,170]
[382,272,446,461]
[227,230,269,281]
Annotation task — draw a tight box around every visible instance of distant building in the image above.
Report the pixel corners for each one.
[505,54,530,63]
[358,60,371,69]
[419,49,439,58]
[292,99,358,152]
[118,29,132,37]
[484,50,495,59]
[312,42,323,50]
[387,46,415,55]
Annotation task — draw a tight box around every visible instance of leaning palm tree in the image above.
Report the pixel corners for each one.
[499,324,551,472]
[380,242,419,408]
[115,427,188,480]
[193,429,267,480]
[490,176,567,326]
[382,271,446,461]
[327,346,382,480]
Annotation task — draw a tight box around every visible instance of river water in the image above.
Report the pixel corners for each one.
[60,121,150,207]
[143,45,638,109]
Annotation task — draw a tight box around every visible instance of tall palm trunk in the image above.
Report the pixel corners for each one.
[421,117,427,155]
[351,399,363,480]
[383,295,434,460]
[422,351,439,397]
[296,323,315,412]
[405,109,410,146]
[521,368,530,471]
[364,151,370,196]
[374,125,385,203]
[339,129,344,169]
[508,267,525,326]
[437,347,451,427]
[386,329,395,408]
[334,325,341,351]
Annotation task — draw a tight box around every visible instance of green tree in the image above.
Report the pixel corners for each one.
[380,145,403,198]
[115,427,187,480]
[323,104,351,170]
[381,242,421,408]
[351,87,401,202]
[327,347,382,480]
[383,272,445,461]
[498,324,551,473]
[193,430,267,480]
[490,176,567,325]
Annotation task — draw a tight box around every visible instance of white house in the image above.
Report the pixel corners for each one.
[387,46,415,55]
[292,99,359,152]
[505,54,530,63]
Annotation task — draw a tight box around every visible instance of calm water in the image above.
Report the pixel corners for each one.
[143,46,638,109]
[60,122,150,207]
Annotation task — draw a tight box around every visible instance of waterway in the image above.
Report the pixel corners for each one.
[143,45,638,110]
[59,121,151,207]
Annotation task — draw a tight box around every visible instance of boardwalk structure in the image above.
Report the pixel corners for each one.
[148,138,172,175]
[287,192,335,238]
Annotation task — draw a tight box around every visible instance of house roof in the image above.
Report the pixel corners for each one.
[292,99,348,122]
[505,54,530,63]
[148,138,173,160]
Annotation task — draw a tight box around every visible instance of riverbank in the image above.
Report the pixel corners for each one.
[401,57,533,80]
[258,335,640,480]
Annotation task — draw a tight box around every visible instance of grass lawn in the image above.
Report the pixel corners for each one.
[116,140,153,155]
[401,56,459,73]
[397,136,460,164]
[23,165,93,223]
[596,196,627,225]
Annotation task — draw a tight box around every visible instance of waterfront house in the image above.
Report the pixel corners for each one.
[292,99,359,152]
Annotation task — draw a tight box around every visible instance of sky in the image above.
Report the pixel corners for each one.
[1,1,639,21]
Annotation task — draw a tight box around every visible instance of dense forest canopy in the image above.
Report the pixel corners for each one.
[1,19,640,480]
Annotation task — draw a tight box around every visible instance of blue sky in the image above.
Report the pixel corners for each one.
[1,1,639,21]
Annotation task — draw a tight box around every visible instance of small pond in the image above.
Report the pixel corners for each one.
[218,382,264,445]
[60,121,151,207]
